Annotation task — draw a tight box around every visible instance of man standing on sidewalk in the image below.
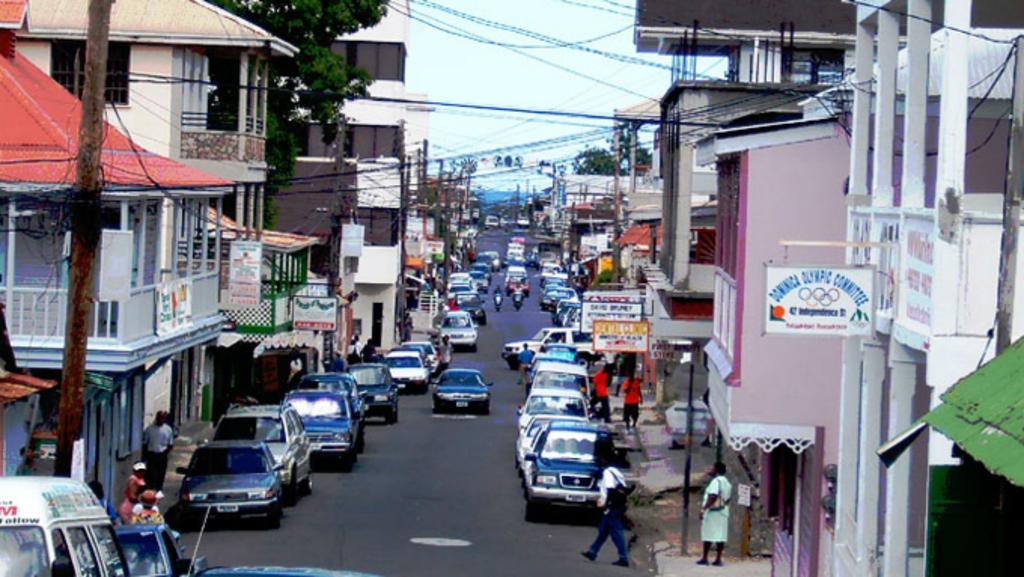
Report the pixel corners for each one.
[582,440,631,568]
[592,363,613,423]
[142,411,174,491]
[621,371,642,430]
[697,462,733,566]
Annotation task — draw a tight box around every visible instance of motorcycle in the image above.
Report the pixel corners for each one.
[512,291,524,311]
[494,292,503,311]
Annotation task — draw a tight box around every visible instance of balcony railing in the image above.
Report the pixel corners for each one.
[222,291,292,335]
[181,110,239,132]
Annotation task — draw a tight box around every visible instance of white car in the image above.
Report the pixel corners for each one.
[530,361,591,398]
[516,414,588,475]
[440,310,479,352]
[485,215,500,228]
[516,217,530,227]
[517,388,588,434]
[384,350,431,394]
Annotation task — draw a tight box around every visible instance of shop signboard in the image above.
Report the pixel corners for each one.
[593,320,650,353]
[764,265,874,336]
[581,291,644,333]
[895,215,934,350]
[342,224,365,257]
[228,240,262,307]
[293,296,338,331]
[156,278,193,336]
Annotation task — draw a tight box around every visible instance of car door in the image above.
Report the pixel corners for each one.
[286,410,312,481]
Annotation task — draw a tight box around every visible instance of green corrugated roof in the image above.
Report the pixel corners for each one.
[923,338,1024,487]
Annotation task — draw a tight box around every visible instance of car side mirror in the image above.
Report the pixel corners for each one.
[273,463,285,472]
[176,466,189,475]
[52,557,75,577]
[174,557,199,576]
[524,454,537,463]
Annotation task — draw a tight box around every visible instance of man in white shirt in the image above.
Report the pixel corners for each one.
[142,411,174,491]
[581,442,630,567]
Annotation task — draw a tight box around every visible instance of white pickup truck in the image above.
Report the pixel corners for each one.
[501,327,602,369]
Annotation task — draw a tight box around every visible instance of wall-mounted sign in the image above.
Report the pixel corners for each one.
[98,230,133,301]
[593,320,650,353]
[156,278,193,336]
[896,216,934,350]
[582,291,644,333]
[228,241,262,307]
[293,296,338,331]
[764,266,874,336]
[342,224,365,257]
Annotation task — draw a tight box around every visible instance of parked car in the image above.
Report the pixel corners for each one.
[395,341,440,375]
[384,350,431,394]
[116,523,205,577]
[522,421,612,521]
[440,310,479,352]
[284,390,359,469]
[454,292,488,325]
[177,441,284,529]
[530,361,591,398]
[349,363,400,424]
[515,414,588,476]
[540,287,577,312]
[212,405,312,505]
[432,368,492,414]
[517,387,588,434]
[296,373,365,450]
[553,299,581,325]
[485,215,500,228]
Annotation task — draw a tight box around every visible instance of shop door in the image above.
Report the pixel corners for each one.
[927,463,1012,576]
[372,302,384,347]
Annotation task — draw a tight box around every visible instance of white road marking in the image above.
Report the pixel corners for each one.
[431,414,478,420]
[410,537,473,547]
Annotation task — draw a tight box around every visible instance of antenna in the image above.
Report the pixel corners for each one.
[188,506,213,575]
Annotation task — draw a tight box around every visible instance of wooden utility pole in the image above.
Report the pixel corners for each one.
[56,0,115,477]
[997,37,1024,354]
[629,122,638,202]
[438,160,449,284]
[325,116,348,366]
[612,126,622,283]
[420,139,429,204]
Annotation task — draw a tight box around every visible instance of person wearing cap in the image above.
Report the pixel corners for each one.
[130,490,165,525]
[118,462,147,523]
[142,411,174,491]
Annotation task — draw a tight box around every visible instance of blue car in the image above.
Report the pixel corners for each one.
[116,523,205,577]
[432,369,492,414]
[522,421,612,522]
[296,373,365,450]
[198,569,385,577]
[285,390,359,470]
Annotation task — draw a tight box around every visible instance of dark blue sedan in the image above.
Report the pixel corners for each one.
[432,369,492,414]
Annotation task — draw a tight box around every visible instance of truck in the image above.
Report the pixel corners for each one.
[501,327,602,369]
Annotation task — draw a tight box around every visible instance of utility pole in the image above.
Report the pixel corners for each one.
[56,0,115,477]
[629,122,638,203]
[997,36,1024,354]
[438,160,450,284]
[612,125,622,284]
[396,122,408,344]
[325,116,347,367]
[681,354,696,554]
[420,139,429,204]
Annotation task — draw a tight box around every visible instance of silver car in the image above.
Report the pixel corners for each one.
[176,441,283,529]
[212,405,312,505]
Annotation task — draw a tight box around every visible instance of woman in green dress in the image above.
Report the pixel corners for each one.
[698,462,732,566]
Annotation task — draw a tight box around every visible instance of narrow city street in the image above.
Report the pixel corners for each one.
[181,231,630,577]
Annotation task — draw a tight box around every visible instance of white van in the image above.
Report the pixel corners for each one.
[0,477,127,577]
[530,360,591,398]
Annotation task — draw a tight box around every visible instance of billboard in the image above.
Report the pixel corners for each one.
[293,296,338,331]
[593,320,650,353]
[581,291,644,333]
[228,241,262,307]
[764,266,874,336]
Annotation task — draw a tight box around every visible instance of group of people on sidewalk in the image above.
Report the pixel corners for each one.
[589,357,642,429]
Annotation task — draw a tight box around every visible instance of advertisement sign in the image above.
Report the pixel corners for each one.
[651,339,693,361]
[764,266,873,336]
[293,296,338,331]
[593,320,650,353]
[426,240,445,258]
[580,234,610,259]
[228,241,262,307]
[156,278,193,336]
[581,291,644,333]
[896,216,934,350]
[342,224,365,257]
[98,230,133,301]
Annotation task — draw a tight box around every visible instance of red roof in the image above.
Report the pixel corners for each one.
[0,1,26,29]
[618,223,662,249]
[0,52,229,188]
[0,371,56,404]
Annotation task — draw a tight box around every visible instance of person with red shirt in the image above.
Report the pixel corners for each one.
[592,363,613,423]
[621,373,642,430]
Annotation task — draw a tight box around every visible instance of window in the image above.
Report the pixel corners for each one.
[118,531,167,577]
[335,41,406,81]
[787,49,845,85]
[90,525,128,577]
[65,527,101,577]
[51,41,130,104]
[0,527,48,577]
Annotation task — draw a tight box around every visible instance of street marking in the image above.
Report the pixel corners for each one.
[431,414,478,420]
[410,537,473,547]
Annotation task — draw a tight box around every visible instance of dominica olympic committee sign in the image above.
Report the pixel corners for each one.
[765,266,874,336]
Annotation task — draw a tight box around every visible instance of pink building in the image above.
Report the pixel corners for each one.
[697,116,850,577]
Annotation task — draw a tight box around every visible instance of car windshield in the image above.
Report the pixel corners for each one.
[214,416,285,443]
[469,271,486,279]
[387,356,422,368]
[456,294,482,306]
[288,396,349,419]
[0,527,48,577]
[540,430,598,463]
[525,395,586,417]
[349,366,387,387]
[190,447,269,475]
[299,376,354,394]
[439,372,484,387]
[444,315,472,329]
[535,372,587,392]
[117,531,167,577]
[450,285,472,293]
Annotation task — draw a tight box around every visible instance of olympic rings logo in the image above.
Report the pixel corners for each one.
[798,286,841,307]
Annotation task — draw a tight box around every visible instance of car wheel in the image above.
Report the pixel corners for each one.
[524,501,545,523]
[266,504,282,529]
[301,473,314,496]
[283,469,298,506]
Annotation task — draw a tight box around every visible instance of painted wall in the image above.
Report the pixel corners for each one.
[351,283,398,350]
[732,129,849,465]
[340,0,410,44]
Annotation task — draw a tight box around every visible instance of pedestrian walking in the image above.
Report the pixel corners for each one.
[697,462,733,567]
[592,363,613,423]
[347,335,362,366]
[141,411,174,491]
[517,344,535,390]
[621,373,642,430]
[118,462,147,524]
[582,440,632,568]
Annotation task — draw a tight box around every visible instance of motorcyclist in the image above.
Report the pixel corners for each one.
[493,286,503,310]
[512,290,524,310]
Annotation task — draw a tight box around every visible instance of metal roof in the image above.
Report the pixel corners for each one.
[897,29,1018,100]
[0,0,26,29]
[0,370,56,404]
[24,0,296,56]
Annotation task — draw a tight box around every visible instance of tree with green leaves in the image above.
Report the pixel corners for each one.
[572,124,653,176]
[209,0,389,226]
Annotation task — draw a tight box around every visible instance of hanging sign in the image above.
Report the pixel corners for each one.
[593,320,650,353]
[764,266,874,336]
[228,240,262,307]
[342,224,365,257]
[156,278,193,336]
[582,291,644,333]
[293,296,338,331]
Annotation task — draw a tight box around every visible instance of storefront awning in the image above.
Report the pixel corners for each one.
[879,338,1024,487]
[0,371,57,404]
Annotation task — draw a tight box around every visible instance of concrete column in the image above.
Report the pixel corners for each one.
[673,144,694,286]
[935,0,972,238]
[900,0,932,208]
[872,9,899,207]
[857,343,886,577]
[882,349,918,577]
[235,186,245,229]
[834,337,864,567]
[246,184,256,235]
[849,15,874,199]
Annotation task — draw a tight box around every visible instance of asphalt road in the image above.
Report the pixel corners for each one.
[182,230,633,577]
